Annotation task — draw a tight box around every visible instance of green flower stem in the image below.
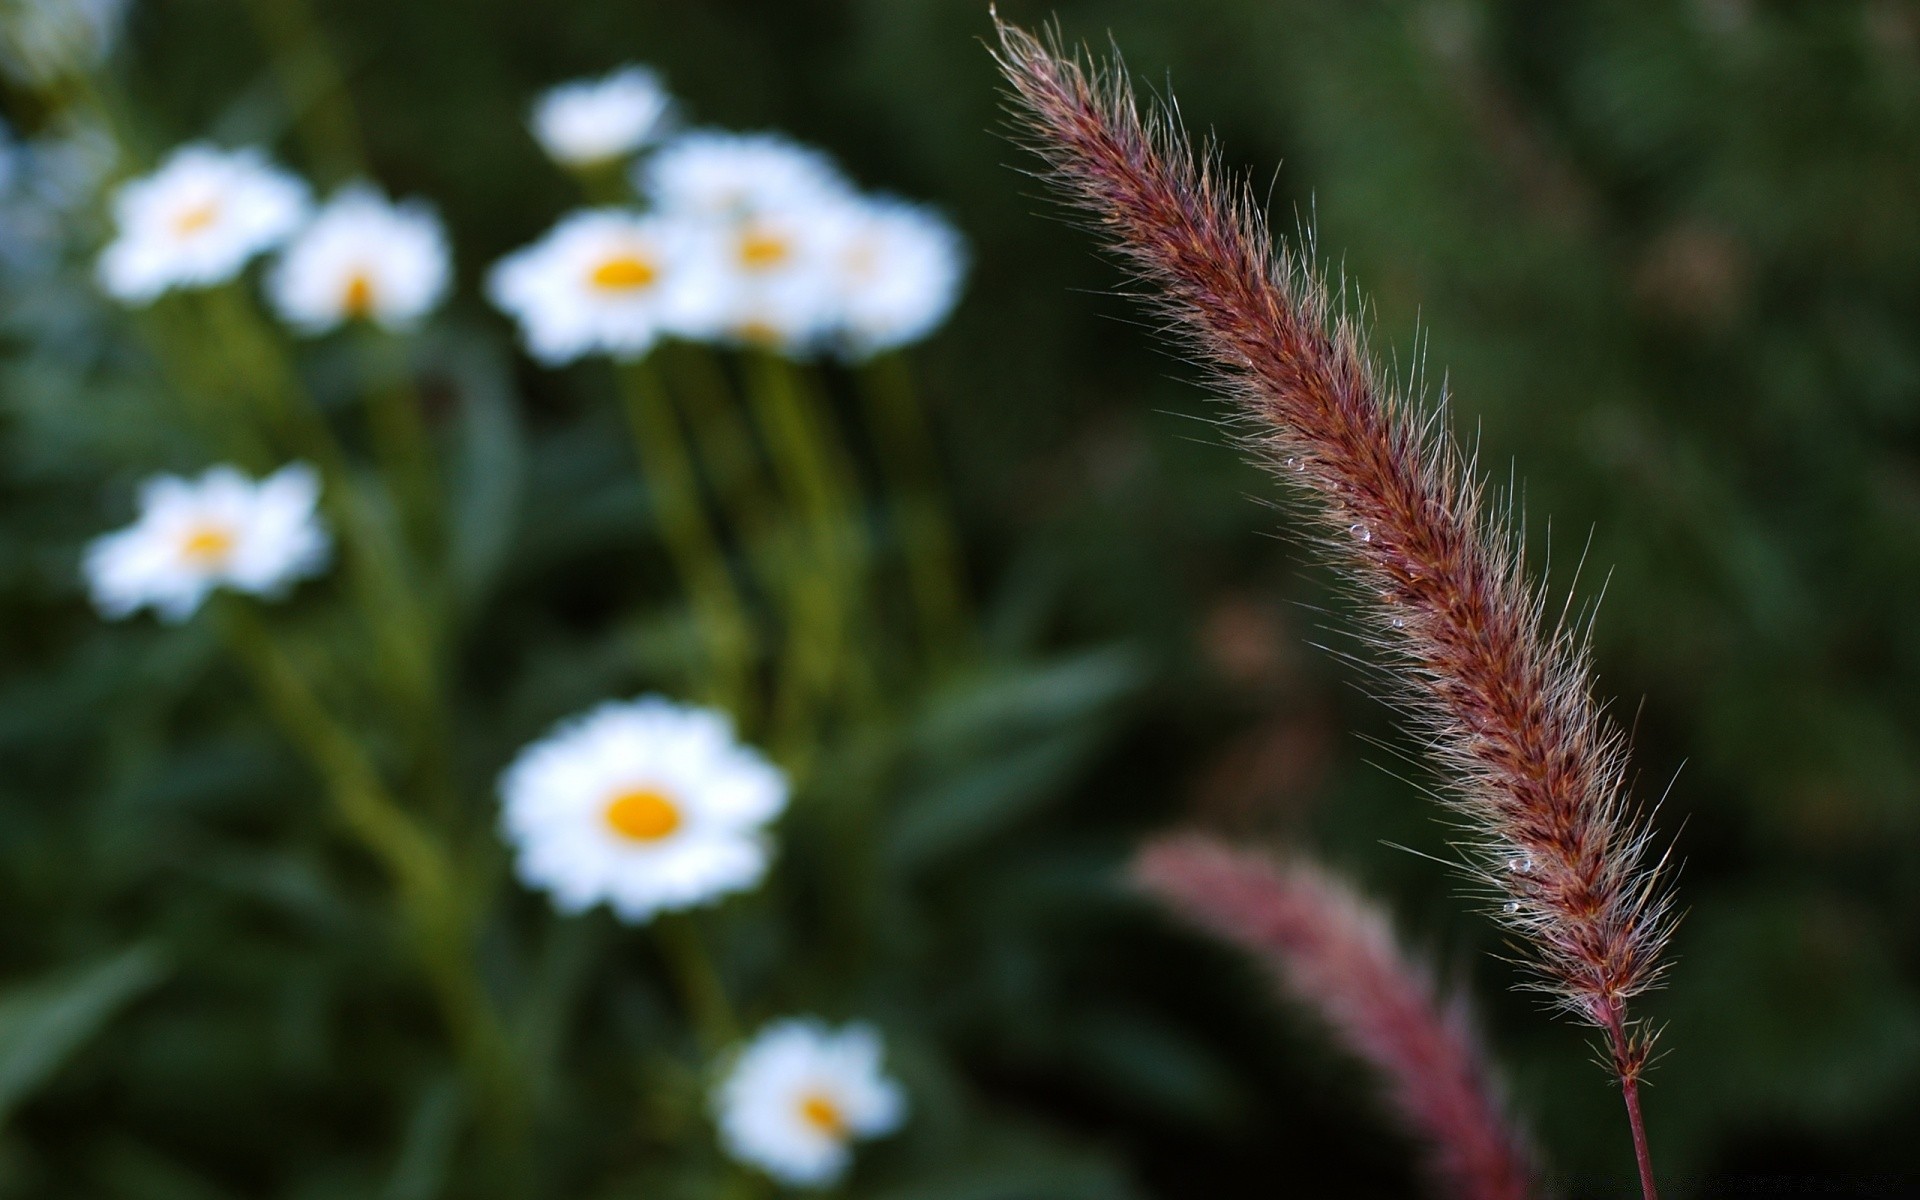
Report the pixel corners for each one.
[661,345,818,746]
[743,353,875,763]
[663,346,780,533]
[195,284,343,472]
[573,164,634,207]
[361,331,444,555]
[653,913,739,1056]
[858,352,970,668]
[192,286,441,715]
[219,603,519,1133]
[615,357,756,722]
[138,302,277,467]
[186,285,461,838]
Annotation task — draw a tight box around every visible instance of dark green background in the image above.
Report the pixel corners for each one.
[5,1,1919,1196]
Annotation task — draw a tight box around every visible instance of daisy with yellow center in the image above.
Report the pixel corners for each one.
[487,209,720,364]
[714,1019,906,1188]
[96,143,309,303]
[267,185,451,335]
[497,696,787,921]
[83,463,332,623]
[682,203,857,353]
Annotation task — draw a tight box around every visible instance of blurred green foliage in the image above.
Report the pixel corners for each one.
[4,1,1919,1197]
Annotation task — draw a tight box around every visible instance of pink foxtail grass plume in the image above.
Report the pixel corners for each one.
[990,15,1675,1198]
[1137,835,1534,1200]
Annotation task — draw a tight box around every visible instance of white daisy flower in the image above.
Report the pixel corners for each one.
[830,197,967,358]
[678,195,858,353]
[498,695,788,921]
[266,185,452,335]
[639,131,850,220]
[96,143,310,303]
[714,1019,906,1188]
[531,65,675,168]
[83,462,332,623]
[486,208,718,364]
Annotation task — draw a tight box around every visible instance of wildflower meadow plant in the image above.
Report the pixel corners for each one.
[0,11,1043,1194]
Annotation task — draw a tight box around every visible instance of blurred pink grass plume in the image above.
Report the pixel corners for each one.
[990,14,1676,1196]
[1136,835,1534,1200]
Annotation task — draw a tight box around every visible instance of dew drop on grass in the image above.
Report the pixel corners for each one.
[1349,522,1371,542]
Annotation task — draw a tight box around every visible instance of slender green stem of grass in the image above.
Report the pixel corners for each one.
[858,352,970,669]
[615,356,757,722]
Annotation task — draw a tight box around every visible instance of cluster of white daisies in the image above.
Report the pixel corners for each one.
[91,64,965,365]
[77,63,937,1189]
[80,461,906,1185]
[499,65,966,363]
[500,695,905,1186]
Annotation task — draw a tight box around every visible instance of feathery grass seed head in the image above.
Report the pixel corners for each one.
[990,15,1675,1084]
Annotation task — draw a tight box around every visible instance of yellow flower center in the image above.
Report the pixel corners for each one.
[589,253,659,292]
[797,1091,847,1138]
[172,200,220,237]
[179,524,236,565]
[603,787,681,842]
[341,270,377,318]
[736,228,792,271]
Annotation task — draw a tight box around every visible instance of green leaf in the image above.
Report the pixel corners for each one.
[0,944,169,1125]
[889,726,1106,870]
[914,647,1145,754]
